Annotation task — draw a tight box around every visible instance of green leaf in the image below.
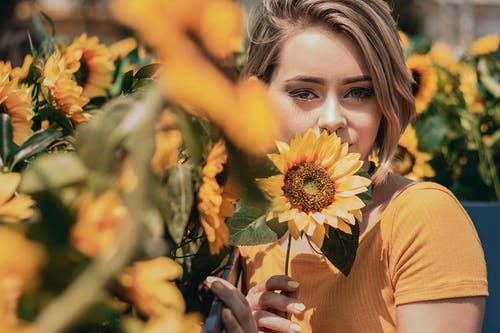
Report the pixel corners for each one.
[19,153,88,194]
[131,78,155,92]
[38,106,74,135]
[266,217,287,240]
[227,197,276,245]
[8,129,62,170]
[134,63,162,80]
[0,114,18,169]
[165,164,194,244]
[122,70,134,94]
[414,113,447,153]
[320,222,360,276]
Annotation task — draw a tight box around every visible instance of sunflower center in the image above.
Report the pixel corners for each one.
[411,70,421,96]
[74,59,89,87]
[283,162,335,213]
[392,145,416,175]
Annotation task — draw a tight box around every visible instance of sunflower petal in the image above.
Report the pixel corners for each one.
[310,224,325,248]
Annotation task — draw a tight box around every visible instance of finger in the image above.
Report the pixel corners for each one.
[249,275,300,295]
[205,276,248,305]
[248,291,305,315]
[254,310,302,333]
[206,277,257,331]
[221,308,246,333]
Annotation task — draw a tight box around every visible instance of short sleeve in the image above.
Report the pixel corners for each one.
[386,183,488,305]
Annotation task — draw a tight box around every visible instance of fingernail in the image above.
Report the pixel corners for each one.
[206,276,216,283]
[288,281,300,288]
[293,303,305,312]
[211,281,223,291]
[290,322,302,332]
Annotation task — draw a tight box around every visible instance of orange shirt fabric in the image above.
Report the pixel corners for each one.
[238,182,488,332]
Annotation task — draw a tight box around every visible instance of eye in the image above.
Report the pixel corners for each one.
[288,89,318,101]
[344,87,374,100]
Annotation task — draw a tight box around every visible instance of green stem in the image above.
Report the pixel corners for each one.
[285,233,292,276]
[284,233,292,320]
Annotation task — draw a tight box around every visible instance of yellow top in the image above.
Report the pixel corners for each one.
[239,182,488,332]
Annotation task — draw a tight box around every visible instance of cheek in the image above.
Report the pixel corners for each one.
[269,94,317,141]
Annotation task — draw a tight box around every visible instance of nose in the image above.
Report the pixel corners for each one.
[317,96,347,135]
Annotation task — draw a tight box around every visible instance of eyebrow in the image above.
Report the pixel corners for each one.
[284,74,372,84]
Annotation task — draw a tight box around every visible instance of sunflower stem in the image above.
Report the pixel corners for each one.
[285,233,292,276]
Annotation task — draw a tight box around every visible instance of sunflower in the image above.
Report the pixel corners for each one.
[10,55,33,83]
[42,51,90,124]
[391,125,435,181]
[0,173,35,224]
[150,110,182,177]
[429,43,460,74]
[469,34,500,56]
[259,129,371,248]
[64,34,115,98]
[0,74,34,145]
[0,227,46,330]
[109,37,138,61]
[118,257,185,317]
[398,30,409,50]
[459,64,485,114]
[406,54,438,115]
[197,140,233,255]
[71,190,128,258]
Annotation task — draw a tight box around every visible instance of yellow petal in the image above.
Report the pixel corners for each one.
[257,175,284,198]
[330,154,363,180]
[309,224,325,249]
[0,173,20,206]
[336,175,371,193]
[0,194,35,223]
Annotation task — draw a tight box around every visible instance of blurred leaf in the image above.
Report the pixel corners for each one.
[19,153,87,194]
[227,197,276,245]
[38,106,74,135]
[122,70,134,94]
[134,63,161,80]
[131,78,155,92]
[320,222,359,276]
[0,113,18,169]
[174,109,207,167]
[8,129,62,170]
[165,164,194,244]
[415,112,447,153]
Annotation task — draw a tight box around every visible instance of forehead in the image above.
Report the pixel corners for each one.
[273,26,369,80]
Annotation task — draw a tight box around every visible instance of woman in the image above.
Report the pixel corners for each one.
[207,0,488,332]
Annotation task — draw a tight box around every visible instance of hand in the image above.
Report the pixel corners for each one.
[206,275,304,333]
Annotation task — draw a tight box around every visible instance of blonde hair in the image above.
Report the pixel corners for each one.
[241,0,415,184]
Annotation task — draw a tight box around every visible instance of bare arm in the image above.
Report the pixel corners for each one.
[396,297,485,333]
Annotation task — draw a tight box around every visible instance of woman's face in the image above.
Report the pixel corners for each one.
[267,26,382,162]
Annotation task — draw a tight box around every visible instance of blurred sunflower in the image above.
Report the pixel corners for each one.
[0,173,35,224]
[429,43,460,74]
[42,51,90,124]
[0,74,34,145]
[10,55,33,82]
[150,110,182,178]
[64,34,115,98]
[406,54,438,115]
[459,64,485,114]
[0,227,46,330]
[143,311,202,333]
[259,129,371,248]
[0,61,12,76]
[198,140,232,255]
[469,34,500,56]
[109,37,138,61]
[391,125,435,181]
[398,30,409,50]
[71,190,128,258]
[118,257,185,317]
